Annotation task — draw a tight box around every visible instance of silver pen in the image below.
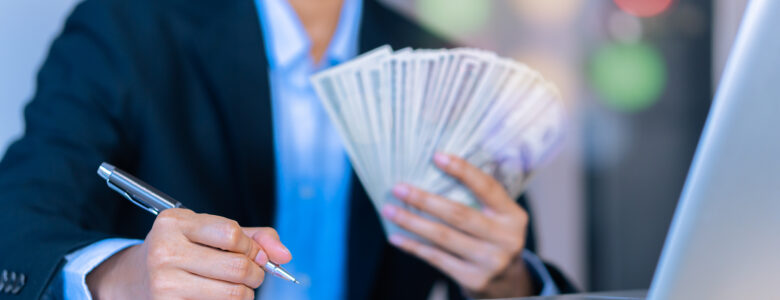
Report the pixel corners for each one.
[97,162,301,285]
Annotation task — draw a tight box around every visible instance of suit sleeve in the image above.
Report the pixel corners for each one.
[0,1,144,298]
[517,195,579,294]
[522,250,560,295]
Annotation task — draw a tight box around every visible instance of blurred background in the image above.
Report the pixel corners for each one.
[0,0,750,293]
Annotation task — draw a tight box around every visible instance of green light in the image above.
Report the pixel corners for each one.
[589,42,666,112]
[416,0,491,38]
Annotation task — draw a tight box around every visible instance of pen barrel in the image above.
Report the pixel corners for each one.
[100,163,181,214]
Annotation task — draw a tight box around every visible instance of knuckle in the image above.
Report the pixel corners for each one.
[148,273,162,290]
[489,253,511,271]
[147,244,175,268]
[450,156,465,171]
[488,181,504,195]
[502,236,524,254]
[471,176,492,192]
[515,209,530,225]
[264,227,280,239]
[155,210,179,228]
[431,225,451,243]
[393,209,408,223]
[228,257,251,278]
[406,189,422,205]
[484,177,501,192]
[225,285,250,300]
[250,269,266,289]
[153,209,192,233]
[245,289,255,300]
[221,221,243,247]
[157,208,177,219]
[472,275,491,292]
[159,208,190,220]
[256,227,280,241]
[447,204,472,224]
[149,280,165,293]
[424,253,441,266]
[149,275,175,294]
[418,246,438,262]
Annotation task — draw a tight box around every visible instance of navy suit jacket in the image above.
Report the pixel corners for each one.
[0,0,575,298]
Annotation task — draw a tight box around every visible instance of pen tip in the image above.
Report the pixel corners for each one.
[294,280,302,285]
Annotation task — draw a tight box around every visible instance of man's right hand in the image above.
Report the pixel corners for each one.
[86,208,292,300]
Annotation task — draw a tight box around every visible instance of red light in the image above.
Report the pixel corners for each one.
[613,0,673,17]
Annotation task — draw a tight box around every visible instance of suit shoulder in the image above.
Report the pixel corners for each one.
[70,0,228,29]
[369,1,454,49]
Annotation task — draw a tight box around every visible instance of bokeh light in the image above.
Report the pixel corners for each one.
[588,42,666,112]
[515,52,577,110]
[415,0,491,38]
[613,0,673,18]
[510,0,582,26]
[607,11,642,43]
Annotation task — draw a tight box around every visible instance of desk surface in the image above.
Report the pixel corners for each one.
[497,290,647,300]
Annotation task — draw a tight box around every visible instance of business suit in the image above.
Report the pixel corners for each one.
[0,0,575,298]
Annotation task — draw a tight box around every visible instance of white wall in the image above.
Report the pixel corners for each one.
[0,0,81,157]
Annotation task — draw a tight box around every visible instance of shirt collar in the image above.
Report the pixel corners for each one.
[325,0,362,65]
[256,0,362,70]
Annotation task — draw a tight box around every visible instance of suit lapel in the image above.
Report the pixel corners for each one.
[192,0,275,227]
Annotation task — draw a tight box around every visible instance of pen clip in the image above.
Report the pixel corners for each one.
[107,180,160,215]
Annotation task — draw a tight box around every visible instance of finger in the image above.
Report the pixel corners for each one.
[392,183,496,239]
[433,152,515,211]
[381,204,492,264]
[165,270,255,300]
[176,212,259,258]
[247,227,292,265]
[241,227,276,265]
[242,227,279,240]
[387,234,482,289]
[177,243,265,289]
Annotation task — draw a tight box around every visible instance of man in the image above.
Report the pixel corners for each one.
[0,0,575,299]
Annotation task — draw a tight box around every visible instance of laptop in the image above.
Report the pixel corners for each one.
[646,0,780,298]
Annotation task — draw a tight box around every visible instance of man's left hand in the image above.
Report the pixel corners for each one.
[381,152,535,298]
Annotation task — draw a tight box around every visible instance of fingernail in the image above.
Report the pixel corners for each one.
[434,153,450,167]
[392,184,410,199]
[278,244,291,256]
[482,207,497,217]
[381,204,398,218]
[254,250,268,265]
[388,234,405,246]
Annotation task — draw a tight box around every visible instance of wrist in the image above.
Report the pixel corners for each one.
[86,244,147,299]
[464,255,533,298]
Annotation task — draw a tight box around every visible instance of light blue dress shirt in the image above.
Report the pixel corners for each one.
[253,0,358,299]
[59,0,558,298]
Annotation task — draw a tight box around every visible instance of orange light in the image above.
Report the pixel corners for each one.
[613,0,673,17]
[514,52,577,110]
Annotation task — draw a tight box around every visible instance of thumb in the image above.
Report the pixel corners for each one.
[243,227,292,265]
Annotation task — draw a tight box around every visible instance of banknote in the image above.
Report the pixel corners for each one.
[311,46,565,239]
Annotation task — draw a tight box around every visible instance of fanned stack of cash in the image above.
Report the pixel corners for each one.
[311,45,565,237]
